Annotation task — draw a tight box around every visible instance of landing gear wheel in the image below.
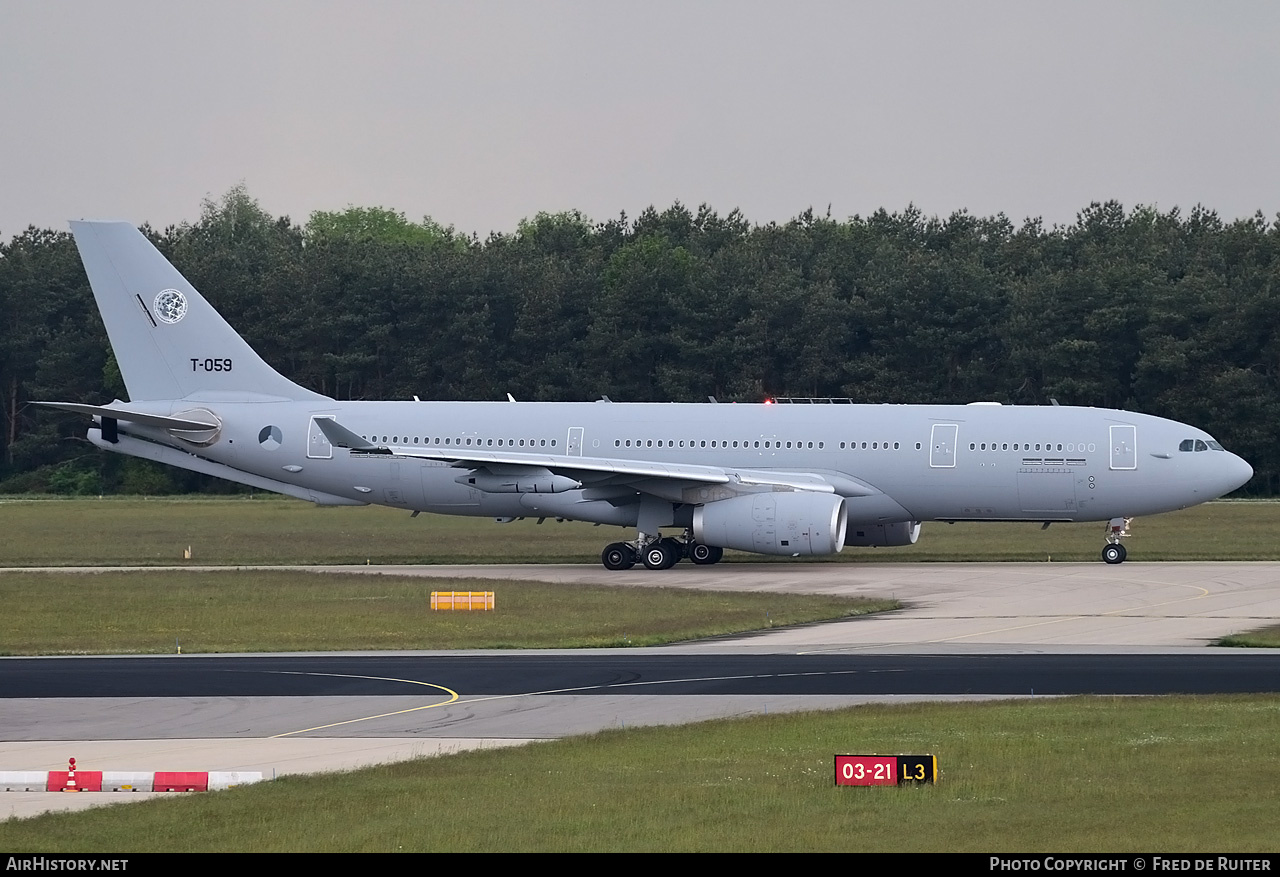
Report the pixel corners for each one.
[602,542,637,570]
[1101,543,1127,565]
[689,542,724,565]
[659,537,686,562]
[643,540,679,570]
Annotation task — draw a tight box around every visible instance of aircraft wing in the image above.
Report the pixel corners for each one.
[314,416,860,496]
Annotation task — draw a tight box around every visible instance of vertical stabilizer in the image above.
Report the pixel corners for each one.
[69,220,328,402]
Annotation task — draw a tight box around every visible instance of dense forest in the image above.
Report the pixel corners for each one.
[2,187,1278,495]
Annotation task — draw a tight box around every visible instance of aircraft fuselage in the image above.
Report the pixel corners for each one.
[91,398,1251,529]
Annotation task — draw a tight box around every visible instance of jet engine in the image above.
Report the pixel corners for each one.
[844,521,921,547]
[692,492,848,556]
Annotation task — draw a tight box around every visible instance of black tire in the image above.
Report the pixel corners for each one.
[1101,543,1126,565]
[602,542,636,570]
[689,542,724,565]
[660,537,686,562]
[643,541,678,570]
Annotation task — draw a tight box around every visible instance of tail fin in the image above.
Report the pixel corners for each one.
[70,220,328,402]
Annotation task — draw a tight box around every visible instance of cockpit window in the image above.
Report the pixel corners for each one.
[1207,440,1225,451]
[1179,439,1194,452]
[1195,440,1209,451]
[1180,438,1219,452]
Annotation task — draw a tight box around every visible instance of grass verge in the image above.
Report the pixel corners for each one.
[2,696,1277,852]
[1217,625,1280,648]
[0,569,895,654]
[1,497,1279,566]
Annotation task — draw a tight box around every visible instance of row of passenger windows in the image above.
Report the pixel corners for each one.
[360,433,1109,455]
[970,442,1098,452]
[363,435,557,448]
[612,439,916,450]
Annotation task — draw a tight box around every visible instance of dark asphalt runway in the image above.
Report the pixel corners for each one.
[4,652,1279,699]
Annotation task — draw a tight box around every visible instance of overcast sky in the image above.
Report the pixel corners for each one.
[3,1,1278,238]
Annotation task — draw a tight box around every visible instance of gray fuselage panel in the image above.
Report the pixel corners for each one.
[114,399,1248,526]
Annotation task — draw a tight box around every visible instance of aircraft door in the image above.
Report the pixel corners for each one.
[567,427,584,456]
[1017,469,1078,516]
[1109,425,1137,470]
[307,416,334,459]
[930,424,958,468]
[384,461,407,506]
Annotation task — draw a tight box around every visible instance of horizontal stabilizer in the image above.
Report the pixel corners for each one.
[35,401,219,432]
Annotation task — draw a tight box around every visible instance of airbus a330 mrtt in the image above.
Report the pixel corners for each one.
[39,221,1254,569]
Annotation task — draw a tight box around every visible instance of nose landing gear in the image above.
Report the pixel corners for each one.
[1102,517,1132,564]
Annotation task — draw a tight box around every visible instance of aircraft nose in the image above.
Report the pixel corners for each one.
[1226,453,1254,493]
[1191,451,1252,501]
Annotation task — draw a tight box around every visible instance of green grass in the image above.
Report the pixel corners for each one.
[2,696,1277,852]
[3,500,1273,654]
[1217,625,1280,648]
[2,496,1279,566]
[0,569,895,654]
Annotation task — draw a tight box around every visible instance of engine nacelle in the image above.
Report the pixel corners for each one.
[692,492,848,556]
[844,521,921,547]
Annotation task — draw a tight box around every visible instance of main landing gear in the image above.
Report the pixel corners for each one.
[600,533,725,571]
[1101,517,1132,564]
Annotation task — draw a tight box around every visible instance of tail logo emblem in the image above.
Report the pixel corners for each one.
[154,289,188,324]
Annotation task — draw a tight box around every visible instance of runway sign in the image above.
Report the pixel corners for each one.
[835,755,937,786]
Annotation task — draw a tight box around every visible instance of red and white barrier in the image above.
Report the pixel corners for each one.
[0,772,50,792]
[1,763,263,793]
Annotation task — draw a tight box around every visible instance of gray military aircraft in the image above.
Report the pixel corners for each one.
[40,221,1253,569]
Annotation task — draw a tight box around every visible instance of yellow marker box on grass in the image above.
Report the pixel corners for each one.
[431,591,495,611]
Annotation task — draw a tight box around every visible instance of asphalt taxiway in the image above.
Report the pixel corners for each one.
[3,561,1279,819]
